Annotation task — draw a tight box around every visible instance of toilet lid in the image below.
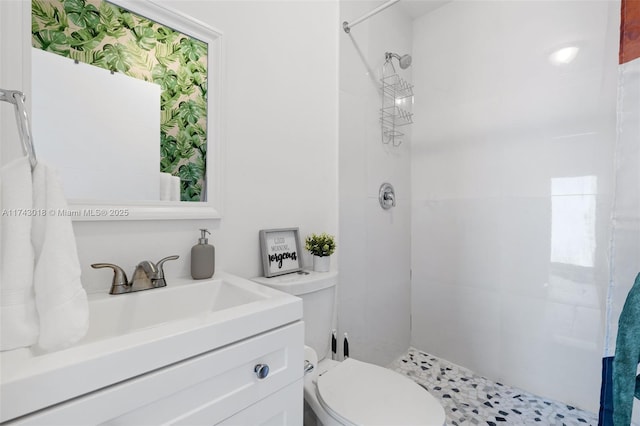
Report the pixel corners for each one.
[316,358,445,426]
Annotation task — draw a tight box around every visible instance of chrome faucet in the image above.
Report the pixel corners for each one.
[92,255,179,295]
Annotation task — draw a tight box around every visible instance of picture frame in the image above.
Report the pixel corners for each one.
[259,227,303,277]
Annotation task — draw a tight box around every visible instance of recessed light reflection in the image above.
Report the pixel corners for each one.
[549,46,579,65]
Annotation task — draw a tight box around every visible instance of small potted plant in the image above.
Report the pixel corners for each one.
[305,232,336,272]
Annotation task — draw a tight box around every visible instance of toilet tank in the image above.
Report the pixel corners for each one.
[252,270,337,361]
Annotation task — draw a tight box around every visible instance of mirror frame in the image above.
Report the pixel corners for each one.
[30,0,224,221]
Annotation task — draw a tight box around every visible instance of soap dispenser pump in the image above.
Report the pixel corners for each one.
[191,229,215,279]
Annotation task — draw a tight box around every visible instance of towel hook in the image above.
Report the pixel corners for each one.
[0,89,37,171]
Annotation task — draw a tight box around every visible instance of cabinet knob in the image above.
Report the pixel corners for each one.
[254,363,269,379]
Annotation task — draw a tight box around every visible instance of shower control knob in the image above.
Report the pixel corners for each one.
[254,363,269,379]
[379,182,396,210]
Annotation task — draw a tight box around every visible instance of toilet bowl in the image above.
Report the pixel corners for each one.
[303,346,445,426]
[252,271,445,425]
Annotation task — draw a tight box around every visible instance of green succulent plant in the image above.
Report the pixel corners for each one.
[305,233,336,257]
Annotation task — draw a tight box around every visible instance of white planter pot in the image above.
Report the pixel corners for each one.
[313,255,330,272]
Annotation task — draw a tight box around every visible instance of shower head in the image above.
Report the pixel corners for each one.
[386,52,412,69]
[397,54,412,69]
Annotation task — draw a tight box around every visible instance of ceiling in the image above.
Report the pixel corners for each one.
[397,0,450,20]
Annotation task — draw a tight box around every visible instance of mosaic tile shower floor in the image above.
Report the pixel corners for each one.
[389,348,598,425]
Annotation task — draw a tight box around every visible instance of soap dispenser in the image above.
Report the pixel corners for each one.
[191,229,215,279]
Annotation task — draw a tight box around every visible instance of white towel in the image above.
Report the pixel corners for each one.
[0,157,38,351]
[31,161,88,351]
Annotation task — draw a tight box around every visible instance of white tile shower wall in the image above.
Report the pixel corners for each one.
[410,0,620,412]
[338,0,412,366]
[2,1,338,293]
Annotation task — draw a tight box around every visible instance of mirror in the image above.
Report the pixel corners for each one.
[29,0,222,220]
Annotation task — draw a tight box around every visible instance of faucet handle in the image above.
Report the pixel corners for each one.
[155,255,179,278]
[91,263,130,294]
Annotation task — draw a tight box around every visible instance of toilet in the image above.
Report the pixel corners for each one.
[252,270,445,425]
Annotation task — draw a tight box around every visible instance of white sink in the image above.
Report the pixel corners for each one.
[82,278,268,343]
[0,272,302,422]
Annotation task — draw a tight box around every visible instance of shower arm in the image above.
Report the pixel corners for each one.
[385,52,412,70]
[384,53,400,74]
[386,52,400,61]
[383,58,398,75]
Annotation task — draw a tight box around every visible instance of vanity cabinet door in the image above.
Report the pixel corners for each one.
[215,379,302,425]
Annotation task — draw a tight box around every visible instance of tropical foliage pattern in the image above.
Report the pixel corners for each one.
[32,0,208,201]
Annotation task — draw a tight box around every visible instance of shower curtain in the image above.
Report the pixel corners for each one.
[599,1,640,424]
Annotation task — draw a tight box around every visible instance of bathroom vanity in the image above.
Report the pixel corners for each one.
[0,273,304,425]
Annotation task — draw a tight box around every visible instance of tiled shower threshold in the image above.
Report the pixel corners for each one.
[389,348,598,425]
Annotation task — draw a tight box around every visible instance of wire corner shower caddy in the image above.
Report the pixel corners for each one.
[380,54,414,146]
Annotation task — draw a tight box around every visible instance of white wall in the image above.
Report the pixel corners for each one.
[338,0,412,366]
[410,0,620,412]
[0,0,30,164]
[1,0,338,294]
